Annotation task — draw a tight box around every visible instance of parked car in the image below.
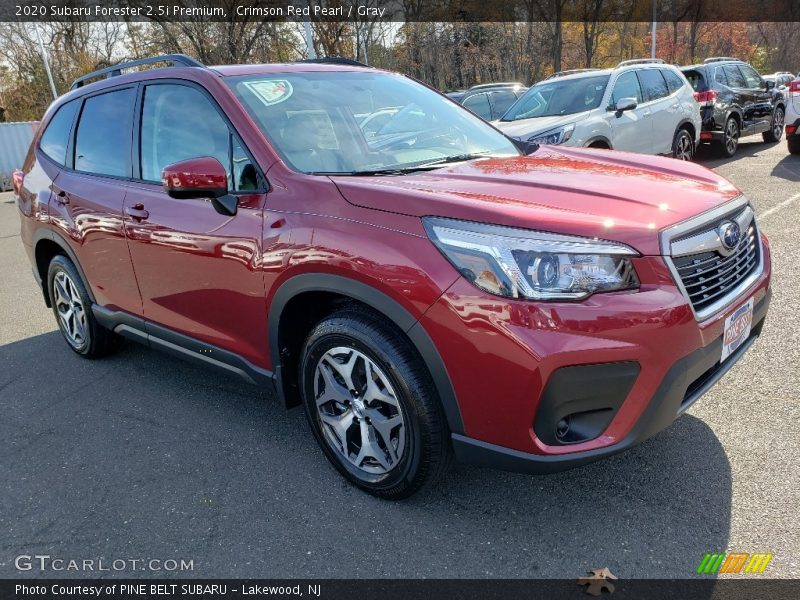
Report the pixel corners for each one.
[495,59,701,160]
[786,79,800,154]
[453,84,528,121]
[16,55,771,499]
[680,58,786,157]
[768,72,796,88]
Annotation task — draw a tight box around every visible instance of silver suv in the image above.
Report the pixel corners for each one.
[495,59,702,160]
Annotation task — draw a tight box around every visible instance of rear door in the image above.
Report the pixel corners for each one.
[722,64,759,133]
[48,85,142,314]
[636,68,675,154]
[123,81,270,368]
[606,70,652,153]
[737,63,774,132]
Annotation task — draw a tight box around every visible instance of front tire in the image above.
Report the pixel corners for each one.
[671,128,694,161]
[299,308,451,499]
[763,107,784,143]
[47,255,121,358]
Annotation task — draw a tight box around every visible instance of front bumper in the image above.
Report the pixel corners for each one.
[451,291,769,473]
[419,242,772,472]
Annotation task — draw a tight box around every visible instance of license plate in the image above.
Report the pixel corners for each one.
[721,298,754,363]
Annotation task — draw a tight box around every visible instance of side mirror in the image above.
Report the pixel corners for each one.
[614,97,638,113]
[510,137,539,155]
[765,79,775,91]
[161,156,238,216]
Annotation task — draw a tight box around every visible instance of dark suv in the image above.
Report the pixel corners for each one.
[16,55,771,498]
[681,57,785,157]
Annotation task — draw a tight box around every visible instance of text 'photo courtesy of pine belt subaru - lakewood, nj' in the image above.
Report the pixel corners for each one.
[493,59,702,161]
[15,55,771,499]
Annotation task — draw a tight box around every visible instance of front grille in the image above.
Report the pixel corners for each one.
[672,220,758,314]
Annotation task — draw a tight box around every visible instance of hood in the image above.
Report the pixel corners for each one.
[330,146,742,256]
[493,112,590,140]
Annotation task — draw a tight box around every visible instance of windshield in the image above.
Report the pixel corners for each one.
[500,75,610,121]
[227,71,519,175]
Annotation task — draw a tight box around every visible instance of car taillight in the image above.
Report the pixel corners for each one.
[693,90,718,106]
[12,170,24,196]
[789,80,800,95]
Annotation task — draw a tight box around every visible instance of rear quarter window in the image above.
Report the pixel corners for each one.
[662,69,687,94]
[39,99,79,166]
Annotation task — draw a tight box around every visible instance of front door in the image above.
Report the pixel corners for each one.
[607,71,652,153]
[123,81,270,368]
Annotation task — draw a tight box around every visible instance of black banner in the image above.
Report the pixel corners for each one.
[2,579,800,600]
[3,0,800,23]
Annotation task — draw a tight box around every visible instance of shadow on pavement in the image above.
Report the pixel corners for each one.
[1,332,731,583]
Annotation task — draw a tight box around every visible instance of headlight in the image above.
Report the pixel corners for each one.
[528,123,575,145]
[423,217,639,300]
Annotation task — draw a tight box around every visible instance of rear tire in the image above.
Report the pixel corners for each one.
[671,128,694,161]
[47,255,122,358]
[715,117,739,157]
[762,107,784,143]
[789,136,800,155]
[299,307,452,499]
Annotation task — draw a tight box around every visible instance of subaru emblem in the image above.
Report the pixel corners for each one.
[718,220,741,251]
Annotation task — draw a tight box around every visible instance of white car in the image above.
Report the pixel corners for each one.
[494,59,702,160]
[786,78,800,154]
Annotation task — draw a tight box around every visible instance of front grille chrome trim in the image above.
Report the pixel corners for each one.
[660,196,764,323]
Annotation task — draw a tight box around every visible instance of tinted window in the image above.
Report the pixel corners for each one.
[463,93,492,120]
[39,99,79,166]
[74,89,135,176]
[611,71,643,104]
[637,69,669,101]
[723,65,747,88]
[489,90,518,118]
[662,69,686,94]
[501,75,609,121]
[738,64,763,89]
[141,84,255,191]
[681,69,707,92]
[713,67,728,87]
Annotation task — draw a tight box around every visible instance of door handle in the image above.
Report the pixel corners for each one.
[125,203,149,221]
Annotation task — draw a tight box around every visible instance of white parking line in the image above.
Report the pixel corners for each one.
[759,192,800,220]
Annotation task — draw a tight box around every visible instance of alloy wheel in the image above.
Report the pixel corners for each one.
[725,119,739,155]
[675,133,693,161]
[773,109,784,139]
[53,271,87,347]
[313,347,406,475]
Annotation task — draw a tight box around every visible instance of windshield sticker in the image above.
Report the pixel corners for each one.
[243,80,293,106]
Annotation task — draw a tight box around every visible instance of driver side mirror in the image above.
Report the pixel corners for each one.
[764,79,775,91]
[162,156,238,216]
[613,97,638,114]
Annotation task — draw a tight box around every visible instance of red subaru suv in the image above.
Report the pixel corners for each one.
[16,55,771,498]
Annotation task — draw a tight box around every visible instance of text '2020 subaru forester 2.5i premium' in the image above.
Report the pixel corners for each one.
[15,55,771,498]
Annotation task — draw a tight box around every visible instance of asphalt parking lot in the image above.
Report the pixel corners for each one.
[1,138,798,580]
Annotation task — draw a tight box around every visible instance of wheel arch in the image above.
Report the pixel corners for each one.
[584,135,613,149]
[268,273,464,435]
[32,229,95,307]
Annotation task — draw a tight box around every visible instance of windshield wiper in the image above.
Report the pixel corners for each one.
[413,152,494,169]
[310,153,495,177]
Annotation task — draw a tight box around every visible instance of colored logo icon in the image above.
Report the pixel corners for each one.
[697,552,773,574]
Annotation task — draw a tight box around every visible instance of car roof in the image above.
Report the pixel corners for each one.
[209,62,379,77]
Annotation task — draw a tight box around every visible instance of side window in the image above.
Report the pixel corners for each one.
[489,90,517,119]
[738,64,763,90]
[611,71,643,105]
[463,93,492,120]
[74,88,135,177]
[723,65,747,88]
[713,67,728,87]
[140,84,256,191]
[39,100,79,166]
[637,69,669,102]
[662,69,686,94]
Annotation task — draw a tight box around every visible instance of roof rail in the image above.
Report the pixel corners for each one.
[300,57,372,68]
[70,54,205,90]
[545,68,600,80]
[703,57,741,64]
[469,81,525,90]
[616,58,665,68]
